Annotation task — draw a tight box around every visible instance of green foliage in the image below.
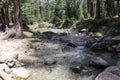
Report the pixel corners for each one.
[53,0,66,24]
[21,2,35,24]
[7,0,120,29]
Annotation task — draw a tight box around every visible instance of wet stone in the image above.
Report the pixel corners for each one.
[91,42,106,50]
[112,36,120,43]
[44,57,56,65]
[95,72,120,80]
[67,42,77,48]
[104,66,120,76]
[116,44,120,52]
[89,57,109,67]
[69,62,82,74]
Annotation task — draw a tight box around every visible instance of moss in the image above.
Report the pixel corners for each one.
[26,38,36,43]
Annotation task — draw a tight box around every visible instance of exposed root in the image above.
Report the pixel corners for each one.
[0,26,23,40]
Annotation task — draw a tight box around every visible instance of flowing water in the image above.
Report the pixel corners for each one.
[20,30,96,80]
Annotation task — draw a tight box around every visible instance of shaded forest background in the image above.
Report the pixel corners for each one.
[0,0,120,36]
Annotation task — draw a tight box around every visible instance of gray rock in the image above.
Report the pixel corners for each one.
[116,44,120,52]
[106,44,117,52]
[0,63,11,73]
[67,42,77,48]
[91,42,106,50]
[7,61,16,68]
[95,72,120,80]
[104,66,120,72]
[0,56,7,63]
[12,67,30,79]
[94,32,103,38]
[89,57,109,67]
[44,57,56,65]
[117,60,120,67]
[104,66,120,76]
[112,36,120,43]
[107,46,115,52]
[69,62,82,73]
[0,69,13,80]
[81,28,87,32]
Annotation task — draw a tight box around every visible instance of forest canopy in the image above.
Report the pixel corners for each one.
[5,0,120,28]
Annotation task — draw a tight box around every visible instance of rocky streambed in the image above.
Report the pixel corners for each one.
[0,28,120,80]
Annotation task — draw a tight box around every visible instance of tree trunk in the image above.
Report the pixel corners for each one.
[96,0,100,19]
[117,0,120,16]
[92,0,100,19]
[92,0,97,19]
[4,5,9,26]
[13,0,23,38]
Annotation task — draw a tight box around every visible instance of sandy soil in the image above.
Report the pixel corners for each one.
[0,39,28,59]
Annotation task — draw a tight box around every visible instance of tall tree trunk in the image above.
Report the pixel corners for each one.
[106,0,114,17]
[4,5,9,26]
[92,0,97,19]
[1,8,5,23]
[13,0,23,38]
[96,0,100,18]
[0,8,6,32]
[92,0,100,19]
[117,0,120,16]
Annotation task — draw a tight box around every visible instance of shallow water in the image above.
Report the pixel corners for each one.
[21,32,95,80]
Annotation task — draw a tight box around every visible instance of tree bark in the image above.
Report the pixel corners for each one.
[96,0,100,18]
[4,5,9,26]
[92,0,100,19]
[92,0,97,19]
[13,0,23,38]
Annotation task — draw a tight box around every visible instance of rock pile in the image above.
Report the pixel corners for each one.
[0,54,30,80]
[87,34,120,53]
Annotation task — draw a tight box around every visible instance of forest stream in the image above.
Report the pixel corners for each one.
[18,27,119,80]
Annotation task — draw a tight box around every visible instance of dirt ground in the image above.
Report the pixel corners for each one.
[0,39,28,60]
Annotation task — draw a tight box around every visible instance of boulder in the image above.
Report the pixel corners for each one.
[116,44,120,52]
[104,66,120,72]
[0,63,11,73]
[81,28,87,32]
[44,57,56,65]
[89,57,109,67]
[67,42,77,48]
[0,56,7,63]
[94,32,103,38]
[12,67,30,79]
[107,46,115,52]
[117,60,120,67]
[112,36,120,43]
[69,62,82,73]
[95,72,120,80]
[7,60,16,68]
[91,42,106,50]
[104,66,120,76]
[0,69,13,80]
[23,31,34,38]
[5,54,18,68]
